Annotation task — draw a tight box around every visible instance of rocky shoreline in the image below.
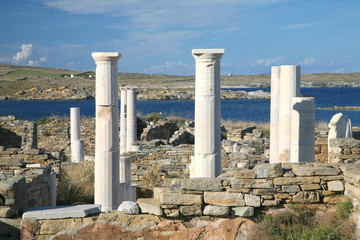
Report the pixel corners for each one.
[1,80,359,101]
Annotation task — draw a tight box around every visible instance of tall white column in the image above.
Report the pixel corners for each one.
[120,88,127,154]
[126,88,137,152]
[270,66,280,163]
[290,97,315,162]
[70,107,84,163]
[92,52,121,212]
[278,65,300,163]
[190,49,224,178]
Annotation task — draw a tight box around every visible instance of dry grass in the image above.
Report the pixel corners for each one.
[56,162,94,205]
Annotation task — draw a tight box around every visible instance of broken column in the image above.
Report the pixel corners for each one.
[126,88,140,152]
[190,49,224,178]
[70,107,84,163]
[119,156,136,203]
[290,97,315,162]
[270,66,280,163]
[92,52,121,211]
[120,88,127,154]
[278,65,300,162]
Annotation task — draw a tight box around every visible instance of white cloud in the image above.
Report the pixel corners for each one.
[300,57,316,65]
[144,61,193,75]
[252,56,284,67]
[280,21,327,30]
[12,44,33,63]
[28,60,38,66]
[40,57,47,62]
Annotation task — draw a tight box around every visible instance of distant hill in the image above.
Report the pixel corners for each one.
[0,63,360,99]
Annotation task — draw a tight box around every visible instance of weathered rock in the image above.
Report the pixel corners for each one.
[327,180,344,192]
[282,185,300,193]
[292,165,341,176]
[0,175,26,206]
[232,207,254,217]
[117,201,139,215]
[159,193,202,205]
[274,176,321,185]
[179,205,202,216]
[254,163,283,178]
[203,205,229,216]
[204,192,245,207]
[245,194,261,207]
[292,191,320,203]
[230,178,273,189]
[181,178,222,191]
[137,198,163,216]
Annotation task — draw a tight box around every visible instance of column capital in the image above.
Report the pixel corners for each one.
[192,49,224,60]
[92,52,121,62]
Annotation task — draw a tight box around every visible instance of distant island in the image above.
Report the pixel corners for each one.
[1,63,360,100]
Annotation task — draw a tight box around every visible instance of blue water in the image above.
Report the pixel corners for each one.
[0,88,360,125]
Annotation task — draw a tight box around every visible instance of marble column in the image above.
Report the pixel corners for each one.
[120,88,127,154]
[92,52,121,212]
[70,107,84,163]
[278,65,300,162]
[270,66,280,163]
[290,97,315,162]
[190,49,224,178]
[126,88,137,152]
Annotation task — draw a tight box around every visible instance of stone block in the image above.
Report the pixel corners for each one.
[159,193,202,205]
[345,183,360,199]
[262,200,278,206]
[204,192,245,207]
[232,207,254,217]
[181,178,222,191]
[292,192,320,203]
[0,175,26,206]
[245,194,261,207]
[230,178,273,189]
[254,163,282,178]
[274,177,320,185]
[328,181,344,192]
[282,185,300,193]
[323,194,348,204]
[300,184,321,191]
[292,165,340,176]
[118,201,139,215]
[180,205,202,216]
[137,198,163,216]
[203,205,229,216]
[234,170,256,179]
[0,217,20,236]
[22,204,100,220]
[0,206,20,217]
[253,189,277,195]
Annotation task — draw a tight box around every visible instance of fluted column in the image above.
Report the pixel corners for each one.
[290,97,315,162]
[190,49,224,178]
[278,65,300,162]
[270,66,280,163]
[70,107,84,163]
[120,88,127,154]
[92,52,121,212]
[126,88,137,152]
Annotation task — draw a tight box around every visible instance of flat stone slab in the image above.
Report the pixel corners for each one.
[22,204,100,220]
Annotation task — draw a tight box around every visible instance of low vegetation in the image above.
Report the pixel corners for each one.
[249,200,355,240]
[56,162,94,205]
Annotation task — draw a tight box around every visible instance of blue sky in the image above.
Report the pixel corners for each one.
[0,0,359,75]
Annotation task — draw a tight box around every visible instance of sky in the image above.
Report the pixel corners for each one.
[0,0,359,76]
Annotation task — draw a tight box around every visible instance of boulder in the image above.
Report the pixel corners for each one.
[118,201,139,215]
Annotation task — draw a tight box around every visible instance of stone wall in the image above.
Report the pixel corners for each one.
[328,138,360,163]
[134,163,346,218]
[0,116,36,149]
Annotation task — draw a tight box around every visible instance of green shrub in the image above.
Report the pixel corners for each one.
[146,112,165,123]
[337,198,353,219]
[37,117,53,125]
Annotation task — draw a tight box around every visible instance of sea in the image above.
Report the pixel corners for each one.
[0,87,360,126]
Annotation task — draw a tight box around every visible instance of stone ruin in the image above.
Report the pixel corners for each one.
[2,50,360,238]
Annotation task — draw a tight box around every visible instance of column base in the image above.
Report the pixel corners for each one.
[190,153,218,178]
[71,140,84,163]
